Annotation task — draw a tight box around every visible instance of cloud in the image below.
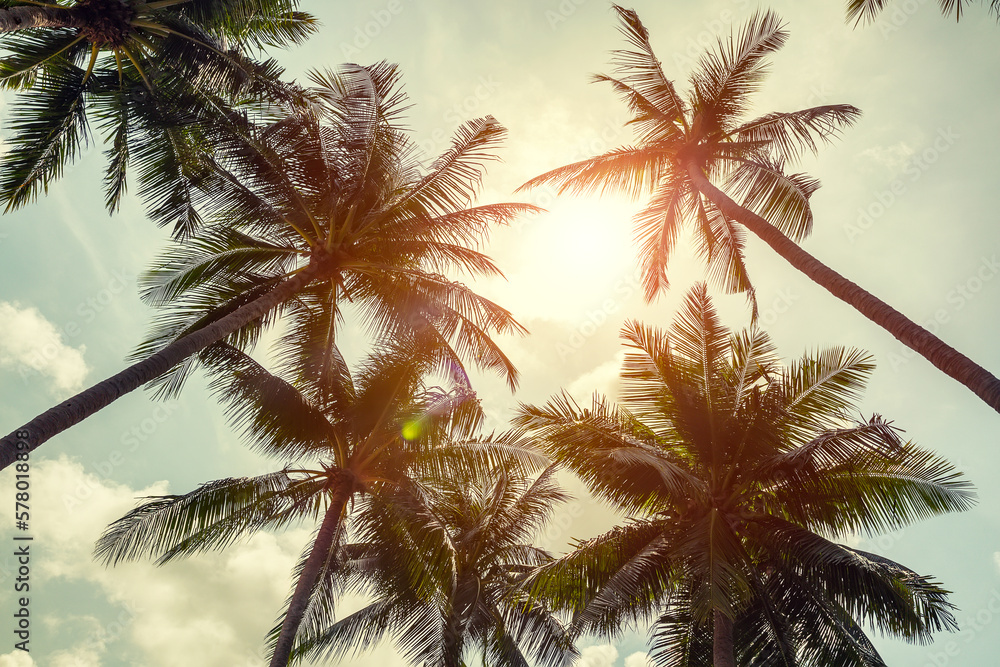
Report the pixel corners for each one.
[578,644,619,667]
[0,456,327,666]
[567,350,626,400]
[0,456,423,667]
[49,646,103,667]
[993,551,1000,573]
[859,141,915,173]
[0,302,88,394]
[0,652,35,667]
[624,652,654,667]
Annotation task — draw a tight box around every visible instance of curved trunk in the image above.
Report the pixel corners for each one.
[688,166,1000,416]
[0,6,80,32]
[0,262,325,470]
[269,474,354,667]
[713,609,736,667]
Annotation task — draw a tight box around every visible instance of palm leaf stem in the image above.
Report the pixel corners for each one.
[0,33,86,84]
[81,43,99,85]
[118,44,153,91]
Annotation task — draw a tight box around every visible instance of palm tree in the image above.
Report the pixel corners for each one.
[515,283,975,666]
[289,467,577,667]
[519,5,1000,416]
[94,338,548,667]
[0,0,316,215]
[0,62,533,471]
[845,0,1000,24]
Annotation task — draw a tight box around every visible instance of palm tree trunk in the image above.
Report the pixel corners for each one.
[443,608,465,667]
[0,6,81,32]
[269,473,354,667]
[687,166,1000,416]
[0,262,325,470]
[713,609,736,667]
[443,578,472,667]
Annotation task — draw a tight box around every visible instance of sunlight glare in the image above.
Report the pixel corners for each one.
[502,197,640,320]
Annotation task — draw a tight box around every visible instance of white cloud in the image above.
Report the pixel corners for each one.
[0,652,35,667]
[859,141,915,172]
[49,646,103,667]
[0,456,319,667]
[624,652,654,667]
[577,644,619,667]
[0,302,88,394]
[567,350,626,400]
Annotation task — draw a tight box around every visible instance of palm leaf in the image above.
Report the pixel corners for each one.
[93,472,321,566]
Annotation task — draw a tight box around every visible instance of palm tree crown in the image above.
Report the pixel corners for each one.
[0,61,533,470]
[292,468,577,667]
[521,5,860,304]
[0,0,316,216]
[94,339,547,666]
[516,283,975,666]
[135,61,530,399]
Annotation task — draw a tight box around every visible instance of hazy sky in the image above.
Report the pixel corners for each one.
[2,1,999,665]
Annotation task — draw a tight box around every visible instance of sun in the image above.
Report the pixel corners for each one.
[486,196,643,321]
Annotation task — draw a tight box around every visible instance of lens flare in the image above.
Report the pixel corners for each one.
[401,420,423,441]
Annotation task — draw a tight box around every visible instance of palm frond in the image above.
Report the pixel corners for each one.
[779,346,875,440]
[0,52,90,209]
[93,472,320,566]
[729,105,862,162]
[690,10,787,128]
[631,166,689,300]
[398,116,508,218]
[200,343,339,461]
[846,0,895,24]
[518,145,672,199]
[722,158,819,242]
[607,5,689,126]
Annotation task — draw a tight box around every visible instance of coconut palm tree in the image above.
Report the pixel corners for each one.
[519,5,1000,416]
[0,62,533,471]
[289,467,577,667]
[94,337,548,667]
[0,0,316,216]
[845,0,1000,24]
[515,283,975,666]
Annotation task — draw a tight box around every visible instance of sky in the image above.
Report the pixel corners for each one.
[1,0,1000,665]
